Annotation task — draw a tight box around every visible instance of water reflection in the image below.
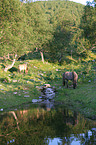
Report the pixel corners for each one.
[47,129,96,145]
[0,103,96,145]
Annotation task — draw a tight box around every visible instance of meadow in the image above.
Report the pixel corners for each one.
[0,58,96,119]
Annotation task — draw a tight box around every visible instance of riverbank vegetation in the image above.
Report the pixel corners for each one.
[0,0,96,119]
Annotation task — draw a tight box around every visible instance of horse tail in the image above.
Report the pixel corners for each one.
[63,73,65,86]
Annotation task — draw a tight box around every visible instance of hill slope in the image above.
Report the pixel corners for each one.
[1,0,85,62]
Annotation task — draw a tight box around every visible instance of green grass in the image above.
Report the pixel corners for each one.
[0,59,96,119]
[56,82,96,118]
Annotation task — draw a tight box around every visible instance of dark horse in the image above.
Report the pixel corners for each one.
[63,71,78,89]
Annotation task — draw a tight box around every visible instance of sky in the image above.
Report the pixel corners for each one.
[69,0,93,5]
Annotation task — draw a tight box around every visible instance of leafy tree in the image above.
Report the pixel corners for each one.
[0,0,26,57]
[80,0,96,51]
[26,2,52,62]
[70,0,96,59]
[1,0,89,63]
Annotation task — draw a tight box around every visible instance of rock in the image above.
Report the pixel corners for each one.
[32,99,39,103]
[13,80,17,82]
[45,88,53,93]
[38,99,42,102]
[23,91,29,94]
[26,81,29,83]
[46,94,55,99]
[39,96,42,99]
[44,84,51,88]
[0,108,3,111]
[40,85,56,100]
[24,95,30,97]
[56,69,59,71]
[91,128,96,131]
[32,99,42,103]
[34,66,37,68]
[44,88,55,99]
[13,92,17,94]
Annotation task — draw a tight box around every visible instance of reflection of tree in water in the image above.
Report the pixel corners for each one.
[0,107,96,144]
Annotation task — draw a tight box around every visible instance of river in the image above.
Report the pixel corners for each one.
[0,102,96,145]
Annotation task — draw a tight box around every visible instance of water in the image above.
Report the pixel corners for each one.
[0,103,96,145]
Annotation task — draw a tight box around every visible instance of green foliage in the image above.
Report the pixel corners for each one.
[81,1,96,45]
[0,0,95,62]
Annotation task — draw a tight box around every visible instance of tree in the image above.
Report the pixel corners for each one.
[47,20,72,63]
[80,0,96,50]
[0,0,26,57]
[0,0,85,62]
[70,0,96,59]
[26,2,52,63]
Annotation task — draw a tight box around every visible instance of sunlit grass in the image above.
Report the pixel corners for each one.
[0,59,96,118]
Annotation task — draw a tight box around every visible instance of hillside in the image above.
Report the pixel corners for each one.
[1,0,87,62]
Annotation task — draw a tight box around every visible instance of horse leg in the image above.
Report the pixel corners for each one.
[72,72,76,89]
[63,73,65,86]
[66,80,68,88]
[25,69,28,74]
[63,79,65,86]
[73,81,76,89]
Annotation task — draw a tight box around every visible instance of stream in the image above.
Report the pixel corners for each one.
[0,101,96,145]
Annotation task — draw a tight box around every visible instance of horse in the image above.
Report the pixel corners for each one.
[18,63,28,74]
[63,71,78,89]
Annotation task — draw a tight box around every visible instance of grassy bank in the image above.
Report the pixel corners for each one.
[0,59,96,119]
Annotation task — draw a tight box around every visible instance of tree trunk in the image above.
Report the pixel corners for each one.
[40,51,44,64]
[4,54,17,72]
[8,53,9,59]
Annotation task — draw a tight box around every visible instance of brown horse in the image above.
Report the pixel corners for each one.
[63,71,78,89]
